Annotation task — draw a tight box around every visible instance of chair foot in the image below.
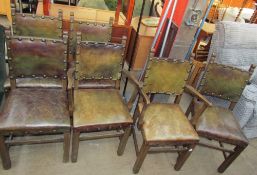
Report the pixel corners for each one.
[71,131,80,163]
[63,132,71,163]
[0,136,11,170]
[117,126,132,156]
[174,144,195,171]
[217,145,246,173]
[132,141,149,174]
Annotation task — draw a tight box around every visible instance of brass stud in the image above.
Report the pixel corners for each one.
[54,75,58,78]
[30,38,34,41]
[32,14,36,18]
[43,75,46,78]
[22,14,25,17]
[32,75,36,77]
[41,39,46,42]
[79,21,82,24]
[12,22,15,25]
[53,40,57,43]
[18,37,22,41]
[41,16,45,19]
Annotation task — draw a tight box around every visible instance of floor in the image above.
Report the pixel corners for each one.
[0,134,257,175]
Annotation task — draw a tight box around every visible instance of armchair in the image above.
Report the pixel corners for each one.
[187,63,252,173]
[128,57,211,174]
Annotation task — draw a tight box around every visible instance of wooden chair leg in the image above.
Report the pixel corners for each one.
[0,136,11,170]
[117,126,132,156]
[71,131,80,163]
[133,141,150,174]
[217,145,246,173]
[63,132,70,163]
[174,144,195,171]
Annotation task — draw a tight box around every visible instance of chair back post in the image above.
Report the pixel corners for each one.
[62,31,69,90]
[74,32,82,90]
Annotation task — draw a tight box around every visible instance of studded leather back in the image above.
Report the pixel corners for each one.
[69,13,113,54]
[75,41,125,81]
[6,36,68,80]
[143,58,191,95]
[11,8,63,39]
[199,63,251,102]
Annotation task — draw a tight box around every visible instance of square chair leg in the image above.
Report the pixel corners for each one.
[0,136,11,170]
[218,145,247,173]
[71,131,80,163]
[63,132,71,163]
[117,126,132,156]
[133,141,150,174]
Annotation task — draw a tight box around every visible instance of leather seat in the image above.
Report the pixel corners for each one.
[73,89,132,131]
[142,104,199,143]
[196,106,248,145]
[0,88,70,133]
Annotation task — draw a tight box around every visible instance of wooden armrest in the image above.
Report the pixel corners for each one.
[184,85,212,107]
[67,68,75,90]
[122,69,150,105]
[122,69,143,88]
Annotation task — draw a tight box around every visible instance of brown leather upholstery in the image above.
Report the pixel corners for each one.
[200,63,251,102]
[73,89,132,131]
[4,78,63,90]
[196,106,248,146]
[76,42,124,81]
[142,104,199,143]
[6,37,67,79]
[143,58,191,95]
[0,88,70,134]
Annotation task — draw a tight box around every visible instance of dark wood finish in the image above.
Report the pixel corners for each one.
[186,62,251,173]
[0,136,11,170]
[0,34,71,170]
[130,58,201,173]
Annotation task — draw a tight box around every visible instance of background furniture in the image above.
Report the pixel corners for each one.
[127,16,158,70]
[11,3,63,39]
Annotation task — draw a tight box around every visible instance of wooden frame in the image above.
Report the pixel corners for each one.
[186,62,255,173]
[68,33,136,163]
[124,55,212,173]
[0,32,71,170]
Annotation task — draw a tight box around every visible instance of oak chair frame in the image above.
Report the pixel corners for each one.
[0,32,70,170]
[186,62,255,173]
[125,54,212,174]
[68,33,135,163]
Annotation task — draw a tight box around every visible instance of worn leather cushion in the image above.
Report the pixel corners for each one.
[4,78,63,89]
[73,89,132,131]
[196,106,248,145]
[0,88,70,133]
[142,104,199,143]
